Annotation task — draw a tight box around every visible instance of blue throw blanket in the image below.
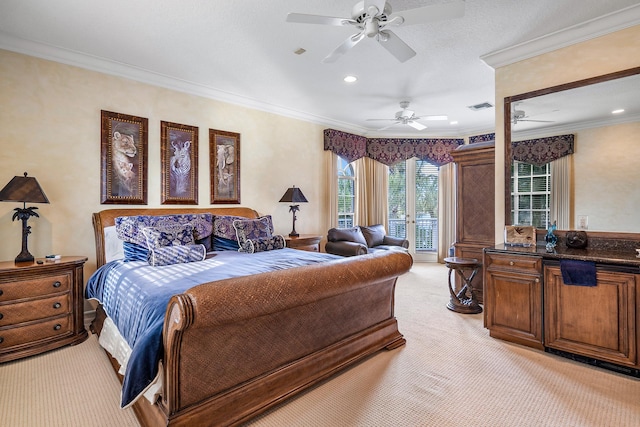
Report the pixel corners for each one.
[85,248,341,407]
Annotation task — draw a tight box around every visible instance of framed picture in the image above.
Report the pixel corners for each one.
[161,121,198,204]
[100,110,148,204]
[210,129,240,204]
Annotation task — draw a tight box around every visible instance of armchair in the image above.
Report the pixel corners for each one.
[325,224,409,257]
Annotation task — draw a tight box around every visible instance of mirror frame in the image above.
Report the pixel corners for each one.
[503,66,640,226]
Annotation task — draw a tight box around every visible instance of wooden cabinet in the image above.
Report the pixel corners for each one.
[451,141,495,303]
[544,264,637,367]
[0,256,88,362]
[484,252,543,349]
[285,234,322,252]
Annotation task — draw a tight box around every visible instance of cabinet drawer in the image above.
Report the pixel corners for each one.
[486,253,541,274]
[0,273,70,301]
[0,294,70,327]
[0,315,71,350]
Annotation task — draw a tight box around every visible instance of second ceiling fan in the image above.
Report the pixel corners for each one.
[286,0,465,63]
[367,101,448,131]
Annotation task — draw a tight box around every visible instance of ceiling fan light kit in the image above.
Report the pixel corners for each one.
[287,0,465,63]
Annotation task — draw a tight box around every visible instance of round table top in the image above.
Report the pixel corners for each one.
[443,256,481,267]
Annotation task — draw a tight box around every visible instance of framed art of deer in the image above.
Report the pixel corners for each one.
[210,128,240,204]
[100,110,148,204]
[161,121,198,205]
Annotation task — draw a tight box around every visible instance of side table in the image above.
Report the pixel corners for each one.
[0,256,89,362]
[285,234,322,252]
[444,256,483,314]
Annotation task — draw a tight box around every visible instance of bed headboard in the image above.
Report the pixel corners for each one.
[92,207,260,268]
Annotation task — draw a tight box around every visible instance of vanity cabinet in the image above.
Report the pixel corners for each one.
[544,264,637,367]
[484,252,543,349]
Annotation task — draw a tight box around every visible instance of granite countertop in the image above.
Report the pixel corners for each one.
[486,244,640,268]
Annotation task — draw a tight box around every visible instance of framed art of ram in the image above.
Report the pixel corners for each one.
[160,121,198,205]
[100,110,148,204]
[209,128,240,204]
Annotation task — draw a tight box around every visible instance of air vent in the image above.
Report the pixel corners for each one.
[468,102,494,111]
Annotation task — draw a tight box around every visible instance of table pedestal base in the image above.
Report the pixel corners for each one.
[444,257,483,314]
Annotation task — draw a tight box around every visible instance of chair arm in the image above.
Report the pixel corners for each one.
[383,235,409,249]
[325,241,368,257]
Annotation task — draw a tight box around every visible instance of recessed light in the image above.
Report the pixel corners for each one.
[343,75,358,83]
[612,109,625,114]
[450,121,458,125]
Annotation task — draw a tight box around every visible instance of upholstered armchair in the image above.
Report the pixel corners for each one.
[325,224,409,257]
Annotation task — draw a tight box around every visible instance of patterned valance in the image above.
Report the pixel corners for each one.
[323,129,367,163]
[324,129,463,166]
[470,133,495,144]
[512,134,574,166]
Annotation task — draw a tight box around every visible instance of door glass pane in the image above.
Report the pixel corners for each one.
[415,160,438,251]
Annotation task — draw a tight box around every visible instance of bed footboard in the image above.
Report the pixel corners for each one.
[155,250,412,427]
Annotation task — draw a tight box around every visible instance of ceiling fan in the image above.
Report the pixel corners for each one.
[286,0,465,63]
[367,101,448,131]
[511,103,556,125]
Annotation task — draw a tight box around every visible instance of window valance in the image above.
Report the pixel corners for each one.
[324,129,463,167]
[512,134,574,166]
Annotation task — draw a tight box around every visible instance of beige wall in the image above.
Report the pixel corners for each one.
[494,25,640,241]
[0,49,328,275]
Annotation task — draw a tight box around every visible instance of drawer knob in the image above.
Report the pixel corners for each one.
[52,281,61,288]
[53,324,62,331]
[53,302,61,309]
[509,261,514,266]
[535,278,540,283]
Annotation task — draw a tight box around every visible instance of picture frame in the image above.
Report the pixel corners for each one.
[100,110,148,204]
[161,121,198,204]
[210,129,240,204]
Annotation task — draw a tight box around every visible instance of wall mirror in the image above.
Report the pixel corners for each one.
[504,66,640,233]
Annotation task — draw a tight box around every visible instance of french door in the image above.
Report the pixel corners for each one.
[388,158,439,262]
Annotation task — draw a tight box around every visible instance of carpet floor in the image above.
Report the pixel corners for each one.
[1,263,639,426]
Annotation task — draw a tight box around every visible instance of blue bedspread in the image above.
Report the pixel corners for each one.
[85,248,340,407]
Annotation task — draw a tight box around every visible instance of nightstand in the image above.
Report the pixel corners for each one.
[0,256,88,363]
[284,234,322,252]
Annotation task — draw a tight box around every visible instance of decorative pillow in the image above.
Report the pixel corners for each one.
[213,214,274,242]
[213,235,240,251]
[240,235,286,254]
[147,244,206,267]
[115,214,213,248]
[360,224,387,247]
[233,217,274,252]
[123,241,149,262]
[142,224,195,249]
[195,235,213,252]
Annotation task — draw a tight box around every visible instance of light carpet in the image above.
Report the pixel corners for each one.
[1,263,639,426]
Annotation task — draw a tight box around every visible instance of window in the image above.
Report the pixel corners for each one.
[511,161,550,228]
[388,161,406,238]
[337,156,355,228]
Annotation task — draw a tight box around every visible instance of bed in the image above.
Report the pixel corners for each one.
[88,207,413,427]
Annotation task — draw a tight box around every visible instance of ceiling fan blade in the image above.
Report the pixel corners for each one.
[366,118,397,122]
[377,122,400,131]
[397,1,465,26]
[322,32,365,63]
[416,115,448,121]
[286,13,356,26]
[408,121,427,131]
[377,30,416,63]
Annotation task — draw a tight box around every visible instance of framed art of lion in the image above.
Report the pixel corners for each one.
[100,110,148,204]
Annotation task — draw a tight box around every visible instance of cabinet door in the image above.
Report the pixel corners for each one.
[484,253,543,349]
[544,266,636,367]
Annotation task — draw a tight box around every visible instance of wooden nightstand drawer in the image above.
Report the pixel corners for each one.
[0,294,70,327]
[0,314,71,349]
[0,273,70,301]
[285,235,322,252]
[485,253,541,274]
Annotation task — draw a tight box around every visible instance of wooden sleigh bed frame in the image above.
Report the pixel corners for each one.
[90,207,413,427]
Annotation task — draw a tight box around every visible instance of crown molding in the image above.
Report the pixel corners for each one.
[481,4,640,69]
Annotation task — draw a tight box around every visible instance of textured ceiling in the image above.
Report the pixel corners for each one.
[0,0,639,137]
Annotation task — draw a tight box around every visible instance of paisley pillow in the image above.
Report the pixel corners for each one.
[142,224,195,249]
[233,217,273,252]
[240,235,286,254]
[147,244,206,266]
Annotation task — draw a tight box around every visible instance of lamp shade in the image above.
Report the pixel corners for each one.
[0,172,49,204]
[279,186,308,203]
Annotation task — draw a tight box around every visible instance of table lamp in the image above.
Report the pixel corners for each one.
[0,172,50,263]
[279,186,308,237]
